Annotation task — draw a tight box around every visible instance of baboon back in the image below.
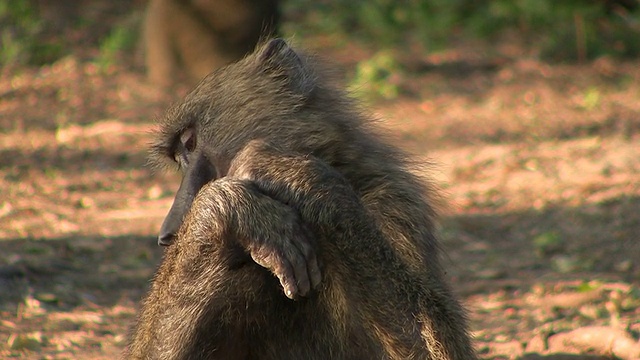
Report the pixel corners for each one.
[143,0,279,87]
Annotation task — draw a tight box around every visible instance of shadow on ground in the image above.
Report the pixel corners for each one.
[0,235,162,312]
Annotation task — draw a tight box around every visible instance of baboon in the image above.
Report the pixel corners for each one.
[143,0,279,87]
[126,38,478,359]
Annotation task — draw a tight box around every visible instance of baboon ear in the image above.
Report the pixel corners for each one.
[258,38,315,96]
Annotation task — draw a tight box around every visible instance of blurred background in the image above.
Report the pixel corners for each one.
[1,0,639,358]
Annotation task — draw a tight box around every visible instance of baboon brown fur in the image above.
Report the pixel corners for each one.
[125,38,478,359]
[143,0,279,87]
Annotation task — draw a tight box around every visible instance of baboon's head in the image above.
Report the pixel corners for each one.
[150,38,358,246]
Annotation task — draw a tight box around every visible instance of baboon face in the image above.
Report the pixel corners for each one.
[155,128,217,246]
[151,39,321,246]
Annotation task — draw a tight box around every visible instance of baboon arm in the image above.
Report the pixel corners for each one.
[184,178,321,299]
[228,140,405,285]
[143,0,179,88]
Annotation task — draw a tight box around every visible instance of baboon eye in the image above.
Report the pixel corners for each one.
[172,128,196,167]
[180,128,196,152]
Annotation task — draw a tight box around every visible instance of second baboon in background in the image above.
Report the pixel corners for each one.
[143,0,279,87]
[126,39,478,359]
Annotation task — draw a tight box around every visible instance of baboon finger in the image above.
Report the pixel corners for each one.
[283,243,311,297]
[250,249,298,299]
[295,227,321,290]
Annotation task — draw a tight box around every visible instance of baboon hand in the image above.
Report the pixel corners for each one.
[225,141,330,300]
[240,199,321,300]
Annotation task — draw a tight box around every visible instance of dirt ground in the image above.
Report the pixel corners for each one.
[1,3,639,360]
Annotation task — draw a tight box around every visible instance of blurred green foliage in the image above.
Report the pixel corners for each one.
[0,0,63,66]
[0,0,139,68]
[349,51,401,102]
[3,0,639,69]
[96,21,139,71]
[288,0,640,61]
[580,87,602,111]
[532,231,563,257]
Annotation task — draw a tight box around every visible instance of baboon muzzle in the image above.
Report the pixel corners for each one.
[158,154,216,246]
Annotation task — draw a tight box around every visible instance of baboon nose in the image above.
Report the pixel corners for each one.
[158,233,175,246]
